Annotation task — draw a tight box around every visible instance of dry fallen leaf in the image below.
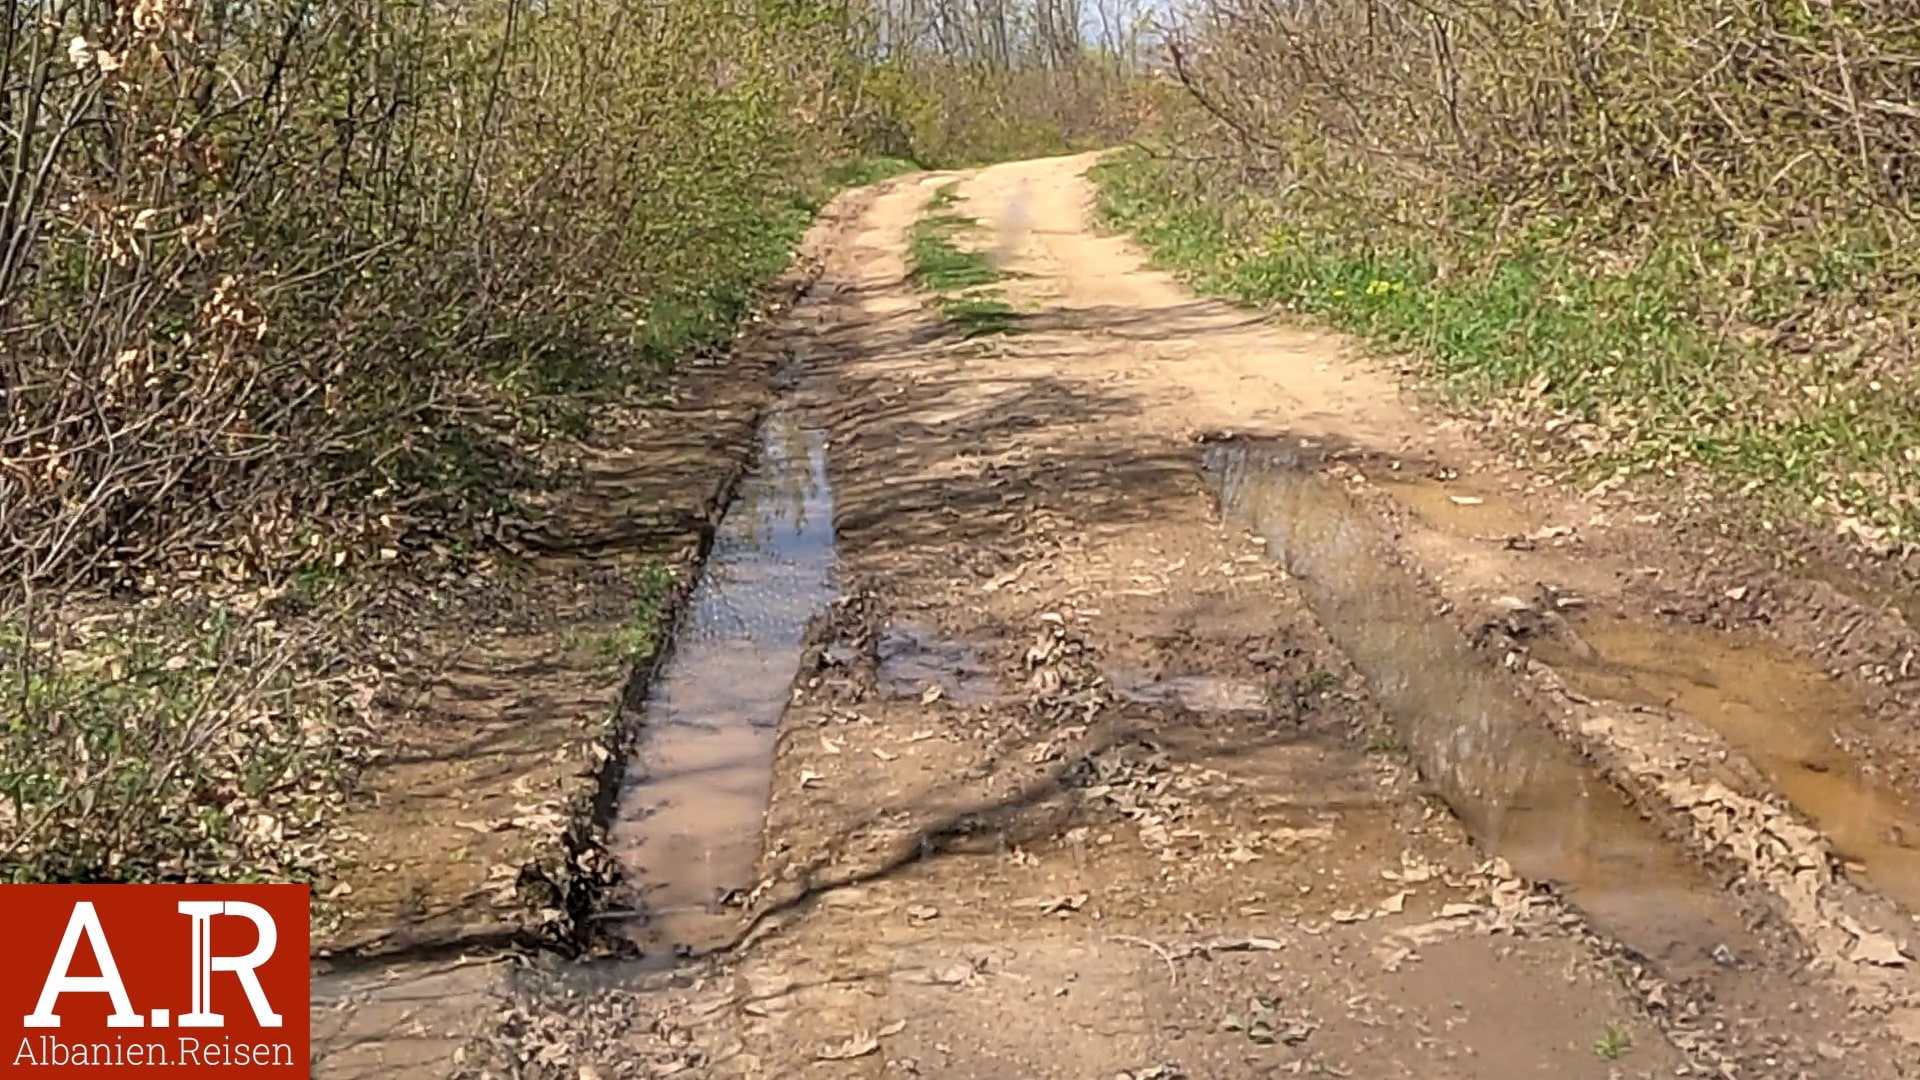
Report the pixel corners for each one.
[817,1032,880,1061]
[931,961,979,987]
[1017,892,1088,915]
[1847,928,1912,968]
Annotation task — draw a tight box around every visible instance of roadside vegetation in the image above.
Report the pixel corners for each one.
[0,2,1155,885]
[1102,0,1920,553]
[909,185,1022,337]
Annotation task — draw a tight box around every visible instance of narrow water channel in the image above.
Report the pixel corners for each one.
[1204,440,1753,972]
[608,411,838,962]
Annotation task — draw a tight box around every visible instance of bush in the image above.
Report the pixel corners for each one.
[0,0,867,883]
[0,0,867,594]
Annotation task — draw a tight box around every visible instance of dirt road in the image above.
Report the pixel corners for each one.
[365,155,1920,1077]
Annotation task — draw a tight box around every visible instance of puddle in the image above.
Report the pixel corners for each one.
[877,620,1000,705]
[311,960,505,1078]
[1375,476,1535,539]
[608,412,837,963]
[1533,617,1920,912]
[1108,669,1269,714]
[1205,440,1751,970]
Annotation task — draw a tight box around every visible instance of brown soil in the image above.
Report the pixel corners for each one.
[347,156,1920,1077]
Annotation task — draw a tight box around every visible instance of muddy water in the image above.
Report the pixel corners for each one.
[609,413,837,962]
[1205,441,1750,969]
[1375,476,1536,539]
[877,620,1000,706]
[1534,618,1920,912]
[1108,669,1270,714]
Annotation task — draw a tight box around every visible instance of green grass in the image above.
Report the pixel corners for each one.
[925,183,963,212]
[1090,149,1920,544]
[821,155,920,189]
[599,561,677,665]
[1,605,354,884]
[940,294,1019,338]
[909,214,1002,292]
[907,184,1021,338]
[1593,1024,1632,1060]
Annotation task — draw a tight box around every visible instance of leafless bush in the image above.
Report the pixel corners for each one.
[1,0,866,598]
[856,0,1161,164]
[1168,0,1920,260]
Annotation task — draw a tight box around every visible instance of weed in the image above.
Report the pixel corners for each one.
[909,223,1001,292]
[823,156,921,189]
[1091,149,1920,542]
[1593,1024,1632,1060]
[599,562,678,665]
[291,560,347,602]
[942,296,1021,338]
[0,603,363,884]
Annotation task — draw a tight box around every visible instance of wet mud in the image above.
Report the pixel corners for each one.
[876,620,1001,706]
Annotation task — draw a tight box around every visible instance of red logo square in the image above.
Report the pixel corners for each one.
[1,886,309,1077]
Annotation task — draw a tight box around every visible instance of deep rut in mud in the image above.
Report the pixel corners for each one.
[1533,616,1920,911]
[1204,438,1760,974]
[607,410,839,963]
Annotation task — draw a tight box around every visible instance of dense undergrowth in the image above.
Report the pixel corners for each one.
[1111,0,1920,552]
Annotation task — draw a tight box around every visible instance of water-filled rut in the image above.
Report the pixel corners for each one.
[608,411,838,962]
[1205,439,1756,972]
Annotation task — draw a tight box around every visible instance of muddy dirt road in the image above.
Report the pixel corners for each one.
[339,155,1920,1077]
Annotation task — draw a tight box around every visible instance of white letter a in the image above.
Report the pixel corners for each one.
[24,902,143,1029]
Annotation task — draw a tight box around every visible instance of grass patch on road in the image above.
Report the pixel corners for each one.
[821,155,921,190]
[909,184,1021,338]
[1090,149,1920,548]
